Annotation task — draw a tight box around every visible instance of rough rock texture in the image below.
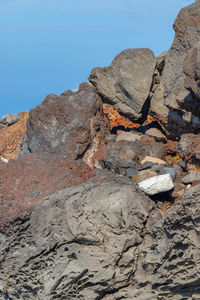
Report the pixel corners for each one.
[0,181,154,300]
[0,152,95,231]
[132,184,200,299]
[89,48,156,121]
[94,140,166,175]
[181,170,200,184]
[184,41,200,100]
[161,0,200,134]
[19,83,108,167]
[1,178,200,299]
[177,133,200,165]
[1,112,23,126]
[138,174,174,196]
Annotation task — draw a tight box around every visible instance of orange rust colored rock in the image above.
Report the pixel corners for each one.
[0,112,29,161]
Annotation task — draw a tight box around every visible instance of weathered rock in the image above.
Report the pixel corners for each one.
[1,112,23,126]
[0,181,154,300]
[125,167,139,178]
[19,83,108,167]
[177,133,200,165]
[99,141,145,175]
[161,1,200,134]
[163,1,200,108]
[133,184,200,298]
[141,156,167,166]
[144,127,166,142]
[116,131,142,143]
[159,167,177,180]
[89,48,156,121]
[138,174,174,196]
[182,170,200,184]
[0,152,95,230]
[184,41,200,100]
[137,169,157,183]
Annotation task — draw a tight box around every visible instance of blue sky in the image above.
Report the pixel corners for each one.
[0,0,193,117]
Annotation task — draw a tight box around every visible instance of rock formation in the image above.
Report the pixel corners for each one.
[1,1,200,299]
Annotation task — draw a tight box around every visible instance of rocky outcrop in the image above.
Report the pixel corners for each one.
[0,180,154,300]
[177,133,200,166]
[161,0,200,134]
[0,152,95,231]
[19,83,108,167]
[89,48,156,122]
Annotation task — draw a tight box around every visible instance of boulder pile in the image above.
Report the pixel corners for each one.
[1,1,200,299]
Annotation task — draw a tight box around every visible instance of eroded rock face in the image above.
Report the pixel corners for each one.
[19,83,109,166]
[163,1,200,107]
[0,152,95,231]
[0,181,154,300]
[177,133,200,166]
[161,0,200,134]
[89,48,156,121]
[1,178,200,299]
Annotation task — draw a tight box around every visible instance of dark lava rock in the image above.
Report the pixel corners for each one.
[125,167,139,178]
[0,152,95,231]
[159,167,177,180]
[1,175,200,299]
[89,48,156,121]
[19,83,109,167]
[161,1,200,134]
[99,141,144,175]
[163,1,200,108]
[177,133,200,166]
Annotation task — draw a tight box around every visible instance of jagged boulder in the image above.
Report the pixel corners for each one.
[1,112,23,126]
[177,133,200,166]
[89,48,156,122]
[0,181,154,299]
[19,83,108,167]
[161,0,200,134]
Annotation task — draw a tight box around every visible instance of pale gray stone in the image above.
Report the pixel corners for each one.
[138,174,174,195]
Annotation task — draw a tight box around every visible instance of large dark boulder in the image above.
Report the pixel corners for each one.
[1,177,200,299]
[161,0,200,134]
[183,41,200,126]
[89,48,156,122]
[0,152,95,231]
[19,83,109,167]
[0,180,154,299]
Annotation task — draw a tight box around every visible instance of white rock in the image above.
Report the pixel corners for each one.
[138,174,174,196]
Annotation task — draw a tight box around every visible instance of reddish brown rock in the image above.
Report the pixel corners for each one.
[20,83,109,167]
[0,153,95,231]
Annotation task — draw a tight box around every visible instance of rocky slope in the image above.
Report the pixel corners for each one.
[1,1,200,299]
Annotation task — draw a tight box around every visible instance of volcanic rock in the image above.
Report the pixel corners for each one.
[141,156,167,166]
[161,1,200,133]
[19,83,109,167]
[137,169,157,182]
[181,170,200,184]
[116,131,142,143]
[138,174,174,196]
[89,48,156,121]
[0,181,154,299]
[0,152,95,231]
[1,112,23,126]
[159,167,177,180]
[177,133,200,165]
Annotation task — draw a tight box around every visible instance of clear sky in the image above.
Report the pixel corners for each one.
[0,0,193,117]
